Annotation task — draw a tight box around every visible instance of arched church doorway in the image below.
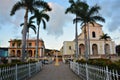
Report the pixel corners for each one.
[79,44,85,56]
[92,44,98,55]
[105,44,110,54]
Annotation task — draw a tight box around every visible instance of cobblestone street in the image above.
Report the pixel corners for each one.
[29,62,80,80]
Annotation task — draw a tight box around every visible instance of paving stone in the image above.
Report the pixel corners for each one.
[29,62,81,80]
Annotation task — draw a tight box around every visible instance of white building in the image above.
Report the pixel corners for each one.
[61,23,116,59]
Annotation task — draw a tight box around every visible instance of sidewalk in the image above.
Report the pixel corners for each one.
[29,62,80,80]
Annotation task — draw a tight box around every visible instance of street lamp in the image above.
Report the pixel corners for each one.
[54,51,59,66]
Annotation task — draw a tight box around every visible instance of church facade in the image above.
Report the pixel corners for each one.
[61,23,116,59]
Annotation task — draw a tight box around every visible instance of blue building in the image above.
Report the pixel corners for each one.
[0,47,8,57]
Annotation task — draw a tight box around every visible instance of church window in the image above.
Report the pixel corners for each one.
[92,31,96,38]
[69,46,71,50]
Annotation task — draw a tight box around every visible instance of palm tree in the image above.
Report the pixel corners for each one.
[74,4,105,60]
[65,0,88,59]
[20,19,36,40]
[20,19,36,58]
[30,9,50,58]
[10,0,51,61]
[100,33,111,57]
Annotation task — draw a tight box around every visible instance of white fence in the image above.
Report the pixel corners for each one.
[70,61,120,80]
[0,61,42,80]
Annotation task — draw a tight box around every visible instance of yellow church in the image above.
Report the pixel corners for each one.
[61,23,116,59]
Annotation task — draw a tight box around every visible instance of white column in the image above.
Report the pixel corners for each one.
[113,42,116,54]
[97,43,100,55]
[90,43,92,55]
[64,44,66,55]
[102,42,105,54]
[63,42,67,55]
[43,47,45,56]
[40,48,42,57]
[110,42,112,54]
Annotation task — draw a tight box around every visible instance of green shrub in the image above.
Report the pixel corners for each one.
[76,58,120,72]
[12,59,21,63]
[0,60,37,68]
[76,59,86,64]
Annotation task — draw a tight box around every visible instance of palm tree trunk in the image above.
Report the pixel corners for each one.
[75,16,79,59]
[84,23,88,60]
[21,7,28,62]
[36,25,40,59]
[87,23,90,59]
[27,31,29,59]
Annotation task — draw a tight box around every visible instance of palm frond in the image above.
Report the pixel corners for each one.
[30,9,49,30]
[30,15,36,20]
[88,4,101,17]
[65,0,88,16]
[34,1,52,11]
[91,16,105,23]
[65,6,77,14]
[73,17,82,24]
[10,1,24,16]
[99,33,111,40]
[28,24,36,34]
[69,0,74,4]
[42,20,46,29]
[89,22,95,27]
[20,23,24,27]
[41,13,50,22]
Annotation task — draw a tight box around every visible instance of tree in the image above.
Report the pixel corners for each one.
[10,0,51,61]
[30,9,50,58]
[20,19,36,40]
[74,4,105,60]
[20,19,36,58]
[100,33,111,56]
[65,0,88,59]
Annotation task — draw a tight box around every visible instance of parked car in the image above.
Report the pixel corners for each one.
[42,59,49,64]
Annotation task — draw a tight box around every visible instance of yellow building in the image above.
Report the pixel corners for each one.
[61,23,116,59]
[8,39,45,59]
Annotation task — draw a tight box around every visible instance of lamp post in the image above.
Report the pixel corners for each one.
[55,51,59,66]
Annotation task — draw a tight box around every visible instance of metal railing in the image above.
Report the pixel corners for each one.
[70,61,120,80]
[0,61,42,80]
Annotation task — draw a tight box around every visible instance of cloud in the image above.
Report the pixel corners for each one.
[0,0,22,28]
[46,2,73,37]
[46,0,120,38]
[0,1,73,38]
[0,0,11,26]
[96,0,120,32]
[99,0,120,32]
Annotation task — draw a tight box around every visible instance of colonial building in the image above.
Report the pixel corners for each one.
[8,39,45,58]
[61,23,116,59]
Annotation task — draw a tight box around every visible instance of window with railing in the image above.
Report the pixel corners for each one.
[12,43,15,47]
[28,43,32,47]
[17,43,21,48]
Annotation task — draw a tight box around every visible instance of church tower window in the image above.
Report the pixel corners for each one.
[69,46,71,50]
[92,31,96,38]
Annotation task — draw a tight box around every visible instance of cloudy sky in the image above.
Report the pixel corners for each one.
[0,0,120,50]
